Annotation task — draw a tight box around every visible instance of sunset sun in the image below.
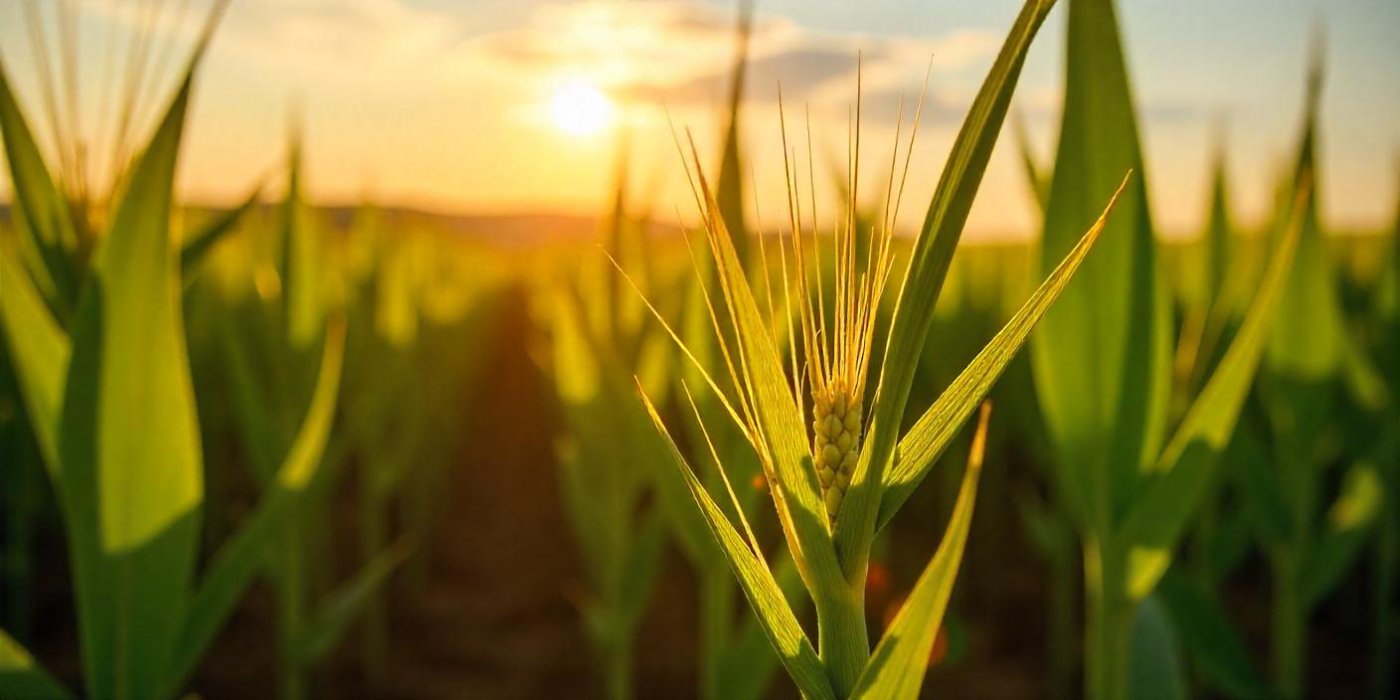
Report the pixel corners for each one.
[549,81,614,136]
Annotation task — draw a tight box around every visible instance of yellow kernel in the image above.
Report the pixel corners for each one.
[826,415,843,437]
[836,432,853,452]
[844,411,861,432]
[824,487,843,516]
[823,444,841,465]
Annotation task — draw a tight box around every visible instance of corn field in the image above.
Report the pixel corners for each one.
[1,0,1396,698]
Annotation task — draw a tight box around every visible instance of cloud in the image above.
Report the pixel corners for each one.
[222,0,457,78]
[471,0,1001,121]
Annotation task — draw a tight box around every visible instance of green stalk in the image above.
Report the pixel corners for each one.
[1085,541,1131,700]
[358,472,389,684]
[1048,528,1077,700]
[699,569,732,700]
[1375,503,1396,699]
[277,523,308,700]
[1271,549,1305,700]
[814,579,869,697]
[602,626,633,700]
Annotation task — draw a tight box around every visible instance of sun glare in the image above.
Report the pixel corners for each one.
[549,82,614,136]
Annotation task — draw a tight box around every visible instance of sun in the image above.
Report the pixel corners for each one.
[549,82,614,136]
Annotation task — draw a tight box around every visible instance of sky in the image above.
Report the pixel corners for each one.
[1,0,1398,239]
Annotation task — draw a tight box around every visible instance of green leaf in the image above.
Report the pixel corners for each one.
[165,319,345,691]
[0,60,78,313]
[688,148,838,589]
[1300,463,1383,606]
[180,186,261,278]
[1120,177,1306,598]
[1266,56,1344,382]
[837,0,1059,577]
[714,0,753,263]
[0,234,70,473]
[1229,422,1290,547]
[300,539,413,663]
[1012,111,1050,214]
[1029,0,1172,536]
[0,628,72,700]
[849,406,988,699]
[715,554,806,700]
[58,67,203,699]
[1157,572,1269,699]
[280,142,325,350]
[1126,595,1186,700]
[639,389,835,700]
[877,174,1129,531]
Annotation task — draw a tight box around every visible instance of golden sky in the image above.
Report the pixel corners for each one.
[2,0,1398,238]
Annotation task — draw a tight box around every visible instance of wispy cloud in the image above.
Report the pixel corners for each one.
[469,1,1000,121]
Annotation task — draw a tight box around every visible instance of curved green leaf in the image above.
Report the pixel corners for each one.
[180,186,261,278]
[166,319,345,691]
[877,173,1129,531]
[1120,179,1306,598]
[850,406,988,699]
[639,389,835,700]
[0,235,70,472]
[59,66,202,699]
[0,628,72,700]
[837,0,1058,578]
[1029,0,1172,536]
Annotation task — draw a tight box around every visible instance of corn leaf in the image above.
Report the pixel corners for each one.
[57,64,203,698]
[1029,0,1172,535]
[0,235,70,472]
[691,160,838,587]
[166,319,345,691]
[877,174,1128,531]
[1266,58,1343,382]
[639,390,835,700]
[1120,178,1305,598]
[1157,573,1269,699]
[1125,595,1186,700]
[180,186,261,277]
[849,406,988,699]
[300,539,413,663]
[837,0,1058,575]
[1300,463,1383,606]
[1012,111,1050,214]
[0,61,77,312]
[280,143,324,350]
[715,555,806,700]
[0,628,72,700]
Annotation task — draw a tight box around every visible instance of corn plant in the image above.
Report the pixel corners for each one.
[215,143,416,700]
[537,136,675,700]
[0,6,348,697]
[1232,52,1389,700]
[633,2,1150,696]
[1370,168,1400,699]
[1027,0,1308,697]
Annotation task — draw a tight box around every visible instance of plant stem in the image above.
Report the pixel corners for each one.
[699,569,732,700]
[1084,540,1131,700]
[604,627,633,700]
[1048,526,1077,700]
[815,580,868,697]
[1272,550,1305,700]
[278,522,308,700]
[1375,504,1396,700]
[359,475,389,685]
